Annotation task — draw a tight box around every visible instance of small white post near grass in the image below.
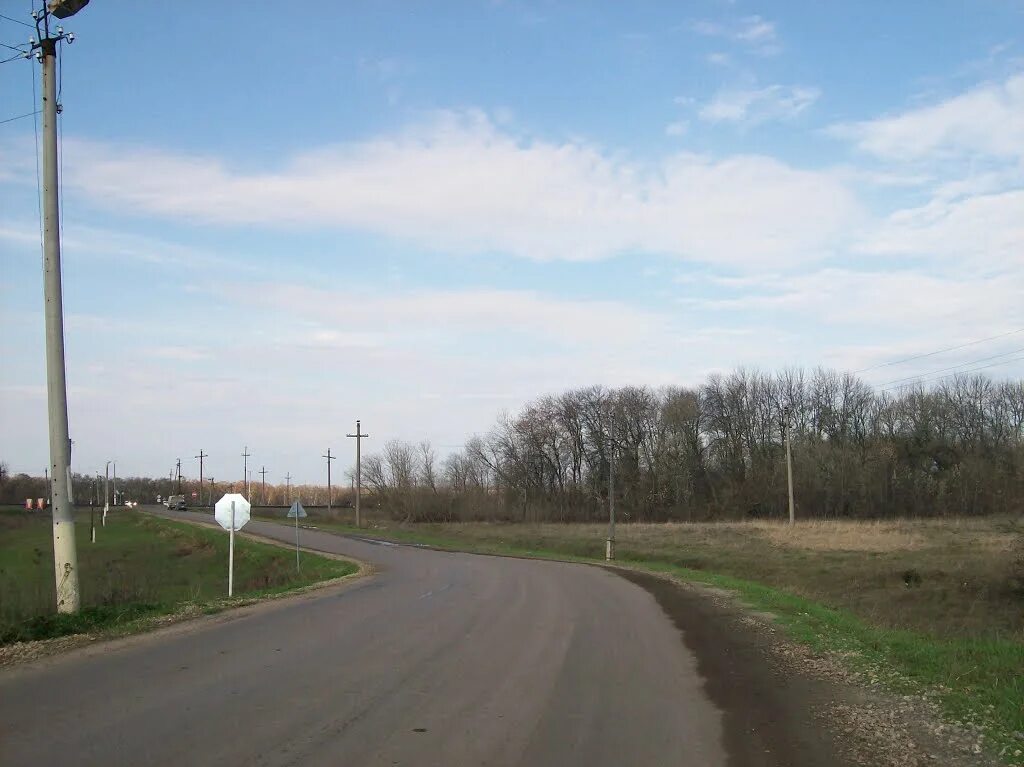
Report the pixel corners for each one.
[215,493,251,597]
[287,501,307,572]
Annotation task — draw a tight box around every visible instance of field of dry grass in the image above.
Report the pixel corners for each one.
[347,514,1024,641]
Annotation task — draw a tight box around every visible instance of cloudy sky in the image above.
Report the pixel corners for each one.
[1,1,1022,485]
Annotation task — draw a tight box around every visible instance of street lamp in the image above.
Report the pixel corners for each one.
[48,0,90,18]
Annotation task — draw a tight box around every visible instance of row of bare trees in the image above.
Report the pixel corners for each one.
[360,369,1024,522]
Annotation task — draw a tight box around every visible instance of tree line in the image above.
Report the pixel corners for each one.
[0,465,354,509]
[360,369,1024,522]
[4,368,1022,521]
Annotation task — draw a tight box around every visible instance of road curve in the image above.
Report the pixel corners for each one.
[0,510,728,766]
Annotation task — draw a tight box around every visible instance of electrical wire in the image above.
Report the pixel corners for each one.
[880,355,1024,393]
[0,12,34,28]
[1,41,28,52]
[1,50,28,63]
[855,327,1024,373]
[31,47,43,266]
[57,39,65,251]
[876,345,1024,388]
[0,109,39,125]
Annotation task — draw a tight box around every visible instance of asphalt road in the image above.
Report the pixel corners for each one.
[0,511,747,766]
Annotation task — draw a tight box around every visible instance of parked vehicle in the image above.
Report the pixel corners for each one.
[166,494,186,511]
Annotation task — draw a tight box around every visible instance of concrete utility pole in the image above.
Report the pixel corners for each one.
[784,406,795,526]
[346,420,370,528]
[606,425,615,562]
[285,472,292,502]
[176,458,182,494]
[242,446,251,498]
[195,450,206,505]
[112,461,116,506]
[259,466,268,505]
[209,477,215,503]
[32,3,86,614]
[323,448,336,511]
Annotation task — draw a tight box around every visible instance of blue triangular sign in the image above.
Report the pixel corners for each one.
[287,501,307,518]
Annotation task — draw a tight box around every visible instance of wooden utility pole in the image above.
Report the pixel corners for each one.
[784,406,795,525]
[241,446,251,498]
[346,420,370,528]
[323,448,336,510]
[607,424,615,561]
[195,450,206,505]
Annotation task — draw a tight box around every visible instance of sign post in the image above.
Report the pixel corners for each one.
[287,501,307,572]
[215,493,251,597]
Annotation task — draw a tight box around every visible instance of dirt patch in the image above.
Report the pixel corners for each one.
[616,567,1003,767]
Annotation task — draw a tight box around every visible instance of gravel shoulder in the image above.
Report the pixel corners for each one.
[617,567,1005,767]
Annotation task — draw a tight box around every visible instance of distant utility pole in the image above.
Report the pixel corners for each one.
[346,420,370,528]
[89,474,96,543]
[195,450,206,505]
[112,461,117,507]
[323,448,336,511]
[242,446,251,498]
[209,477,215,503]
[259,466,268,506]
[285,472,292,502]
[176,458,182,494]
[43,467,49,505]
[784,406,795,526]
[606,424,615,562]
[31,0,88,615]
[103,461,111,523]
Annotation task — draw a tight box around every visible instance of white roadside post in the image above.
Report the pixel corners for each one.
[287,501,307,572]
[214,493,251,597]
[229,501,235,596]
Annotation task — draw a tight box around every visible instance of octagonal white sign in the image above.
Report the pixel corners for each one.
[215,493,250,531]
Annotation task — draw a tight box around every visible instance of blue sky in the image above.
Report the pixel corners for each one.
[2,1,1023,485]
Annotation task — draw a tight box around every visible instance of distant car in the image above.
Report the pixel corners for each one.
[167,495,187,510]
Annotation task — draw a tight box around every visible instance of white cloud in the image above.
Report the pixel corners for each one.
[664,120,688,137]
[857,188,1024,265]
[241,284,672,350]
[692,15,780,55]
[698,268,1023,332]
[830,73,1024,161]
[147,346,211,362]
[698,84,821,125]
[53,112,861,268]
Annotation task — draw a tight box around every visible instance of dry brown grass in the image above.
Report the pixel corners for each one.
[368,515,1024,640]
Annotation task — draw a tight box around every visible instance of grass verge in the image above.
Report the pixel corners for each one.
[291,517,1023,765]
[0,507,357,645]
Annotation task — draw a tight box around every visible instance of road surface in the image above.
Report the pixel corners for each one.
[0,510,835,766]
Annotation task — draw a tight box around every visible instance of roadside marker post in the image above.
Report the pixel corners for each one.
[215,493,251,597]
[287,501,307,572]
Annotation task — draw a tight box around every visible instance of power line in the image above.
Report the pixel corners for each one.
[0,12,34,28]
[0,109,38,125]
[1,41,28,52]
[880,354,1024,393]
[856,328,1024,373]
[876,345,1024,389]
[1,50,28,63]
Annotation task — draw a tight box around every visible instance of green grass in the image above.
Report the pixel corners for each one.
[0,506,357,644]
[292,516,1023,765]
